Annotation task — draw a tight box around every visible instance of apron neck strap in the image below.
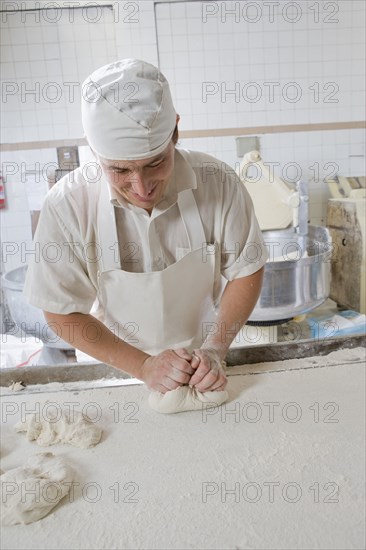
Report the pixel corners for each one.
[177,189,207,249]
[98,184,121,271]
[98,186,207,271]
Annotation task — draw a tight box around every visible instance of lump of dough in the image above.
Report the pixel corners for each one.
[148,386,229,414]
[9,381,25,392]
[0,452,74,526]
[15,409,102,449]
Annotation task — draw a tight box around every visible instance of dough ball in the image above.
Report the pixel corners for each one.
[15,408,102,449]
[148,386,229,414]
[1,452,74,526]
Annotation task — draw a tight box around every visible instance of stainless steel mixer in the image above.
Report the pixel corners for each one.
[239,150,331,323]
[249,225,331,322]
[1,265,72,350]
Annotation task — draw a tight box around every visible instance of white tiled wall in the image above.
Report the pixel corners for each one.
[156,0,365,227]
[0,148,58,273]
[0,0,365,273]
[156,0,365,129]
[1,2,118,143]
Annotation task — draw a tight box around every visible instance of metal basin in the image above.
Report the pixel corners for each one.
[249,225,331,322]
[1,266,73,350]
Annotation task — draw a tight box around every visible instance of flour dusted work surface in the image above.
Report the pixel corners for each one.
[148,386,229,413]
[15,408,102,448]
[0,453,74,526]
[0,347,365,549]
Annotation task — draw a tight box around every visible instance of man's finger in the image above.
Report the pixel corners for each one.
[194,370,221,392]
[208,379,228,392]
[155,383,168,394]
[170,357,196,376]
[169,367,192,385]
[189,362,213,387]
[162,375,183,391]
[174,348,192,361]
[190,353,200,369]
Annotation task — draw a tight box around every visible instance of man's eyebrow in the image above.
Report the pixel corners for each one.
[107,155,165,170]
[146,154,165,164]
[107,164,130,170]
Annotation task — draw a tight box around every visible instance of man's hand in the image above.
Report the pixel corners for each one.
[186,348,228,392]
[140,348,195,393]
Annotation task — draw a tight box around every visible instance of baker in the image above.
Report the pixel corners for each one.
[24,59,268,394]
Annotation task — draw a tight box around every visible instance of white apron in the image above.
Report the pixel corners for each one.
[96,182,220,355]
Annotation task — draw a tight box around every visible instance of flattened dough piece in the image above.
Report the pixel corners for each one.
[0,452,73,526]
[148,386,229,414]
[15,408,102,449]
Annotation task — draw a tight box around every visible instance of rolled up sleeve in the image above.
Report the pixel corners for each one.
[220,171,268,281]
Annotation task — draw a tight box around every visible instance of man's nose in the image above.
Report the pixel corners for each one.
[129,171,150,196]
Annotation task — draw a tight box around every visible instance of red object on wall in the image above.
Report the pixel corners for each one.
[0,175,5,208]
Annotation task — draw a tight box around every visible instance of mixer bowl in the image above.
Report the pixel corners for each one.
[249,225,331,322]
[1,265,73,350]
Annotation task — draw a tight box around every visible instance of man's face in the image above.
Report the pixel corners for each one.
[99,141,175,212]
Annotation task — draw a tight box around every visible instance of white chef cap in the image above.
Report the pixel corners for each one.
[81,59,177,160]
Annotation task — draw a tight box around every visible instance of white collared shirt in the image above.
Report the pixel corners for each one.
[24,148,268,314]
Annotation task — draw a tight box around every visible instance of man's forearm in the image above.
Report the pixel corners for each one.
[43,311,150,379]
[202,267,264,360]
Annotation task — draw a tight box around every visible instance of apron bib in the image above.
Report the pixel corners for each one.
[97,178,219,355]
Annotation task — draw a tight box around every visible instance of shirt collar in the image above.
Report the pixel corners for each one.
[107,147,197,215]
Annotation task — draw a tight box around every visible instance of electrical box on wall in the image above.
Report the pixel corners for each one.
[57,146,79,170]
[235,136,260,158]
